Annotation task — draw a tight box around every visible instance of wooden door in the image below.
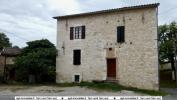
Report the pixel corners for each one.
[107,58,116,79]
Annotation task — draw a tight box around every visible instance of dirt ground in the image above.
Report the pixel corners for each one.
[0,85,145,96]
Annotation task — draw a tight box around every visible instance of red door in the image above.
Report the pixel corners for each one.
[107,58,116,79]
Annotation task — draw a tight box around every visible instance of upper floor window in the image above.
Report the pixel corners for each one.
[70,26,85,40]
[117,26,125,43]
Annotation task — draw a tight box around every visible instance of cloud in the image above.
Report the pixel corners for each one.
[0,0,56,47]
[47,0,82,15]
[0,0,177,47]
[77,0,123,12]
[0,0,84,47]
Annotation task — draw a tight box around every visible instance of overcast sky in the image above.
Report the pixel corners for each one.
[0,0,177,47]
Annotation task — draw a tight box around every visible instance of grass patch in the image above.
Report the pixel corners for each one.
[125,87,167,96]
[79,82,124,91]
[78,82,167,96]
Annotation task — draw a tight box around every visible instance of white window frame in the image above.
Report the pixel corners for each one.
[73,26,82,39]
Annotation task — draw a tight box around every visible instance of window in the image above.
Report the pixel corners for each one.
[70,26,85,40]
[74,75,80,83]
[74,26,82,39]
[73,50,81,65]
[117,26,125,43]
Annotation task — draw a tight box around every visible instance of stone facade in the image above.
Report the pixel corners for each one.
[55,4,159,90]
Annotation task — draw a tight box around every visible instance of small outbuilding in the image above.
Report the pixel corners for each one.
[0,47,21,81]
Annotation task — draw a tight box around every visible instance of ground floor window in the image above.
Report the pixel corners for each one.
[73,49,81,65]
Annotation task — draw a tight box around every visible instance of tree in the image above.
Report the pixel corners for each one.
[15,39,57,83]
[0,32,12,50]
[159,21,177,83]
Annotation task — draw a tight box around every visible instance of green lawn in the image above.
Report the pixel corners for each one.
[78,82,167,96]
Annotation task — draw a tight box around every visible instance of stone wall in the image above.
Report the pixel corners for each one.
[56,7,159,90]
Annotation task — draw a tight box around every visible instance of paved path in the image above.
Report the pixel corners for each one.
[161,88,177,100]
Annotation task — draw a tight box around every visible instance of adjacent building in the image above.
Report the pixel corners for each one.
[0,47,21,80]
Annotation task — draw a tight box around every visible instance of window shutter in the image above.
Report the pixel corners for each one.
[81,26,85,39]
[70,27,74,40]
[117,27,121,42]
[121,26,125,42]
[73,50,81,65]
[117,26,125,43]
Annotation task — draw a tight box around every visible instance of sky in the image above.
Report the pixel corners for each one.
[0,0,177,47]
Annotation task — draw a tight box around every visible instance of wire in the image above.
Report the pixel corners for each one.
[159,6,177,15]
[158,6,177,23]
[161,15,177,24]
[0,28,29,42]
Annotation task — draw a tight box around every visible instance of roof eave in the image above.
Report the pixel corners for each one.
[53,3,160,19]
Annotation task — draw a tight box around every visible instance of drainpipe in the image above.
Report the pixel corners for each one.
[156,6,160,90]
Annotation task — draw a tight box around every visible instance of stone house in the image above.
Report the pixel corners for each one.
[0,47,21,80]
[54,3,160,90]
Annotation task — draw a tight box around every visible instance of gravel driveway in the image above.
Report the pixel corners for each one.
[4,86,175,100]
[0,85,145,96]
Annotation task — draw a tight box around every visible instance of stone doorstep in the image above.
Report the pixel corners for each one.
[105,77,119,83]
[92,77,118,83]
